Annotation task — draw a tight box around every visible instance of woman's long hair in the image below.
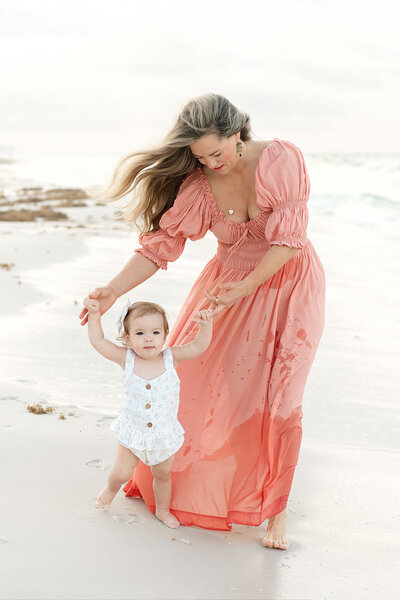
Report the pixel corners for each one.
[96,93,252,233]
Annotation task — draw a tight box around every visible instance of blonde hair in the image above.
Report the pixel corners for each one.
[117,301,169,346]
[96,93,252,233]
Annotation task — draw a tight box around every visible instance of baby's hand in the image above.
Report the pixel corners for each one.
[83,298,100,315]
[194,308,213,326]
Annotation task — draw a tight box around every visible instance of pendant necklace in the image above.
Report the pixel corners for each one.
[227,142,248,216]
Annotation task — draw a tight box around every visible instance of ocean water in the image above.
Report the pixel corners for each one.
[2,152,400,239]
[1,152,399,450]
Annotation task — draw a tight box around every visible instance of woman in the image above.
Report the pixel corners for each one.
[80,93,325,550]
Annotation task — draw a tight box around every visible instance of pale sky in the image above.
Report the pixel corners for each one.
[0,0,399,155]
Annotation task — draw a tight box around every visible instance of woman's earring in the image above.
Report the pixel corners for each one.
[236,141,243,157]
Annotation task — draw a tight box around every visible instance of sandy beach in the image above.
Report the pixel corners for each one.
[1,156,399,600]
[2,383,398,600]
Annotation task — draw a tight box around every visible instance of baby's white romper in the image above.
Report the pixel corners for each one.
[110,347,185,466]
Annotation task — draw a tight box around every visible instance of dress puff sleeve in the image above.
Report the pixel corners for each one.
[255,139,310,249]
[135,170,212,270]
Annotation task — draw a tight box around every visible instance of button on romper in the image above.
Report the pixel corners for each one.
[110,347,185,466]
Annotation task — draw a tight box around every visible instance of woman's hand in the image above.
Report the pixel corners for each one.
[204,280,252,315]
[79,286,118,326]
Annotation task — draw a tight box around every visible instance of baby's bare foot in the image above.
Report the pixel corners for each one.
[155,510,180,529]
[261,509,290,551]
[96,485,118,510]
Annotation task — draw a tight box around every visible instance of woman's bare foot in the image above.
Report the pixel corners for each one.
[261,509,290,550]
[155,510,180,529]
[96,485,119,510]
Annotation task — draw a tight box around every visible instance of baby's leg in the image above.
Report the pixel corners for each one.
[97,443,139,510]
[151,454,180,529]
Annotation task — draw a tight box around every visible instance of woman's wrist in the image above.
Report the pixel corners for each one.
[105,281,121,300]
[240,277,258,296]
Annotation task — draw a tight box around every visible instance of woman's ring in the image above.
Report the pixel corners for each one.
[215,296,219,306]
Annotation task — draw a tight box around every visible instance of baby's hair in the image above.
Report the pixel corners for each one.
[117,301,169,346]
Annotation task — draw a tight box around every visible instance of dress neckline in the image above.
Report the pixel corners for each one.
[198,139,278,227]
[131,348,167,382]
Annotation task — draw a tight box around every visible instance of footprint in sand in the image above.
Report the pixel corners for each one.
[113,514,143,525]
[78,517,97,523]
[85,459,106,470]
[86,499,141,524]
[1,396,18,400]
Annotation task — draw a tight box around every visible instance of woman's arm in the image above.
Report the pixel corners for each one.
[107,252,159,298]
[206,245,298,311]
[80,172,211,326]
[244,245,298,293]
[79,253,159,325]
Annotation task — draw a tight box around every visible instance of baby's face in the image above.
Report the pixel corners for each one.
[126,312,166,360]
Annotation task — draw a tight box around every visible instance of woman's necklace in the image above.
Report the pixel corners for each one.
[228,142,249,216]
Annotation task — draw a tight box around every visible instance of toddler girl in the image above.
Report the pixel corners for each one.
[83,297,213,529]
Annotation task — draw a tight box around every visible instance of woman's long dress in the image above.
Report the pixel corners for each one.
[123,139,325,530]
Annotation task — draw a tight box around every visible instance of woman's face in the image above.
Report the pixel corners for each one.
[190,132,241,175]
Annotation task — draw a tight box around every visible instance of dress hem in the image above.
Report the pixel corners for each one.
[123,480,288,531]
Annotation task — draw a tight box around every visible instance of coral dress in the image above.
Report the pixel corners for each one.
[123,139,325,530]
